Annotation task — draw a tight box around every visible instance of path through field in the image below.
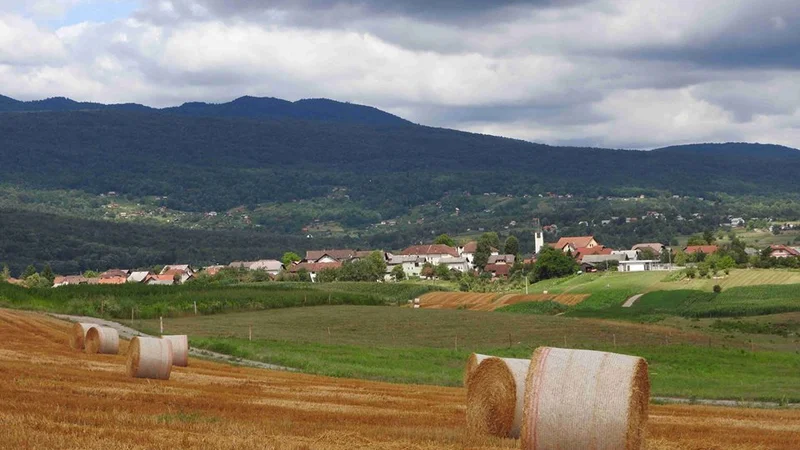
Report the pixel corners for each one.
[622,294,644,308]
[2,309,800,449]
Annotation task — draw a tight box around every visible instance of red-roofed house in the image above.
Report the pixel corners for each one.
[484,264,511,279]
[552,236,600,253]
[573,246,613,262]
[769,245,800,258]
[684,245,719,255]
[305,249,356,263]
[401,244,459,265]
[145,274,177,286]
[98,276,127,285]
[289,261,342,282]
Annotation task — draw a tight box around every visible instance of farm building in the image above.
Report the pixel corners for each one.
[619,260,675,272]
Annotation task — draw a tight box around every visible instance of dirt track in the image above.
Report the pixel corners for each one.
[1,309,799,449]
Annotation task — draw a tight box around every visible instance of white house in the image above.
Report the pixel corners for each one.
[618,260,675,272]
[386,255,425,279]
[401,244,459,265]
[229,259,284,275]
[437,256,471,273]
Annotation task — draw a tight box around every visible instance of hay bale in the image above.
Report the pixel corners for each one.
[127,337,173,380]
[84,326,120,354]
[162,335,189,367]
[521,347,650,450]
[466,356,530,438]
[69,322,94,350]
[463,353,491,386]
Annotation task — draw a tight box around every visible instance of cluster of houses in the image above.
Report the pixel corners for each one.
[44,234,800,287]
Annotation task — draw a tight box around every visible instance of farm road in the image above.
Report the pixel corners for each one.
[622,293,644,307]
[51,313,294,372]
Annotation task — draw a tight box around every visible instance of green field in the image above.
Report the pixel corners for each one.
[137,305,800,401]
[0,282,446,319]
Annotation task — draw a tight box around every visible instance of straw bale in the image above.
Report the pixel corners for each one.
[127,337,173,380]
[69,322,94,350]
[466,356,531,438]
[463,353,491,386]
[521,347,650,450]
[162,335,189,367]
[84,327,120,354]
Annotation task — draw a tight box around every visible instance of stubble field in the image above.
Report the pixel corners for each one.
[2,309,800,449]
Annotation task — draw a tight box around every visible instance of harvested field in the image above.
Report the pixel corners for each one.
[1,309,799,449]
[420,292,589,310]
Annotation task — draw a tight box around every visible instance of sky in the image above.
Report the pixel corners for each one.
[1,0,798,149]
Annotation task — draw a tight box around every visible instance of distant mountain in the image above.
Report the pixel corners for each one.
[0,94,410,126]
[653,142,800,157]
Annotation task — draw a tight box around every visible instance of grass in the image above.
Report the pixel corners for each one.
[187,336,800,401]
[0,281,446,320]
[139,305,800,401]
[497,301,569,315]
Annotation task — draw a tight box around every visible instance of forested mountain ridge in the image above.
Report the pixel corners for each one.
[0,94,410,126]
[1,109,799,213]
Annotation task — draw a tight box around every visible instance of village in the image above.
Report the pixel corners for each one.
[35,230,800,288]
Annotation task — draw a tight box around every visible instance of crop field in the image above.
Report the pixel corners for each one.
[419,292,589,310]
[0,281,444,320]
[2,309,800,449]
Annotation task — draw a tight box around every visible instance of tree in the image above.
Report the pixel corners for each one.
[0,264,9,282]
[296,268,312,282]
[391,264,405,281]
[83,270,99,278]
[474,240,491,271]
[639,248,657,260]
[24,273,52,289]
[41,264,55,283]
[433,234,455,247]
[674,249,687,266]
[717,255,735,274]
[481,232,501,250]
[503,235,519,256]
[703,230,717,244]
[366,251,387,281]
[687,235,707,246]
[282,252,301,267]
[435,263,450,280]
[421,262,435,279]
[316,267,339,283]
[531,247,578,282]
[659,247,672,264]
[22,265,37,279]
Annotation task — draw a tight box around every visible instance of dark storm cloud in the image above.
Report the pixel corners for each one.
[151,0,590,23]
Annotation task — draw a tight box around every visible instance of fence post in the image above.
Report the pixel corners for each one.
[160,316,163,335]
[194,301,197,315]
[249,325,252,342]
[131,307,134,325]
[613,334,616,348]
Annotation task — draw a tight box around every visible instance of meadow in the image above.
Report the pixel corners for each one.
[139,306,800,401]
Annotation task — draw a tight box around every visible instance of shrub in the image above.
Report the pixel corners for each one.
[713,284,722,294]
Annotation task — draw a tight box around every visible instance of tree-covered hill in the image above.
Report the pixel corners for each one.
[1,109,798,215]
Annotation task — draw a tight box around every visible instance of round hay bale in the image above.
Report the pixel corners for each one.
[466,356,531,438]
[84,326,120,355]
[521,347,650,450]
[69,322,94,350]
[127,336,173,380]
[162,335,189,367]
[463,353,491,386]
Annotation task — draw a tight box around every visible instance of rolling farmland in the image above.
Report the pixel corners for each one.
[1,309,799,449]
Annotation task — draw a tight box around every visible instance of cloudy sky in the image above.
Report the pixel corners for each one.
[1,0,798,149]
